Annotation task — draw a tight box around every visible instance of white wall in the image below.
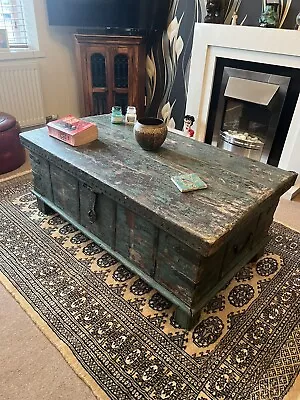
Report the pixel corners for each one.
[0,0,81,120]
[33,0,80,118]
[289,132,300,174]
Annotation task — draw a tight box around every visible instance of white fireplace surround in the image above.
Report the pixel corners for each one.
[185,23,300,175]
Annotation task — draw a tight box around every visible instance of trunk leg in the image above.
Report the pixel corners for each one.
[174,307,201,330]
[37,198,54,215]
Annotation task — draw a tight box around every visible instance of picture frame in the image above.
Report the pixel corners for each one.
[0,29,9,51]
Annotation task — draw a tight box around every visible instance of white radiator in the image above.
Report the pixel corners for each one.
[0,62,45,128]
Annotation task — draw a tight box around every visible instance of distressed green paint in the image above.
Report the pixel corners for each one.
[21,115,296,255]
[20,115,297,329]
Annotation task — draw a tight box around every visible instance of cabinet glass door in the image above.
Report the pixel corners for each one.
[114,54,128,89]
[112,49,132,115]
[91,53,107,115]
[91,53,106,87]
[87,47,110,116]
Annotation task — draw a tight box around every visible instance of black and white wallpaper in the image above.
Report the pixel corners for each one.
[146,0,299,130]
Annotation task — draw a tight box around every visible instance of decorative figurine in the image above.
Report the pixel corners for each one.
[204,0,223,24]
[231,11,238,26]
[259,0,280,28]
[183,115,195,138]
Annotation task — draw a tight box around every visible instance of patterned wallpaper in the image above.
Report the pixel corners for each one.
[146,0,299,130]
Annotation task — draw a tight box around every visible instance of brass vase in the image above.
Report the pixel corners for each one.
[134,118,168,151]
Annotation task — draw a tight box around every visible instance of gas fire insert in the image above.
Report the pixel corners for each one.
[211,67,290,163]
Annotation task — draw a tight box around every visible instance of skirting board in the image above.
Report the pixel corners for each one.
[282,185,300,201]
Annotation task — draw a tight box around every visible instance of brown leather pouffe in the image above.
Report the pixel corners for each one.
[0,112,25,175]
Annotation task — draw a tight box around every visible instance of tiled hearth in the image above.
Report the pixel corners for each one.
[186,24,300,175]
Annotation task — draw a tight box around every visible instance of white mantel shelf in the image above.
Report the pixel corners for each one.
[186,23,300,175]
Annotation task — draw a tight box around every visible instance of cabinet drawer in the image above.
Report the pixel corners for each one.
[221,215,259,278]
[30,153,53,201]
[256,200,278,235]
[155,262,196,306]
[79,183,115,248]
[156,233,202,284]
[50,165,79,221]
[32,172,53,201]
[115,205,157,276]
[30,152,49,174]
[155,233,204,305]
[155,233,225,306]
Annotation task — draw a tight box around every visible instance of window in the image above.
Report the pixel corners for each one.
[0,0,38,50]
[0,0,27,48]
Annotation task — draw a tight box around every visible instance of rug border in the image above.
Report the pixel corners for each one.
[0,270,110,400]
[273,218,300,234]
[0,169,31,183]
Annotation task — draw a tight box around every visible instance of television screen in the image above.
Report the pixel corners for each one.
[46,0,170,33]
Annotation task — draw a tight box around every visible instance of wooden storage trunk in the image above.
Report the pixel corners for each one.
[21,115,297,329]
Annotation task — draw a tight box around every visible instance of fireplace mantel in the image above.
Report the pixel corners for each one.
[186,23,300,174]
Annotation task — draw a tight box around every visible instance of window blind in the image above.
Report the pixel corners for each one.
[0,0,28,48]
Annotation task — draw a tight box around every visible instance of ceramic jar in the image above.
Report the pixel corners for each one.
[133,118,168,151]
[111,106,123,124]
[125,106,137,125]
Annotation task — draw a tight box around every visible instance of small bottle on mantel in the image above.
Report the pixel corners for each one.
[125,106,137,125]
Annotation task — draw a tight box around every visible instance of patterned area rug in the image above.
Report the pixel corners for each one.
[1,176,300,400]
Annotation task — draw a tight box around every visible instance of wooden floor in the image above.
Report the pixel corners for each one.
[0,166,299,400]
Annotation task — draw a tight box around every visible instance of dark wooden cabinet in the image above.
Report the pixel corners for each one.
[75,34,146,118]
